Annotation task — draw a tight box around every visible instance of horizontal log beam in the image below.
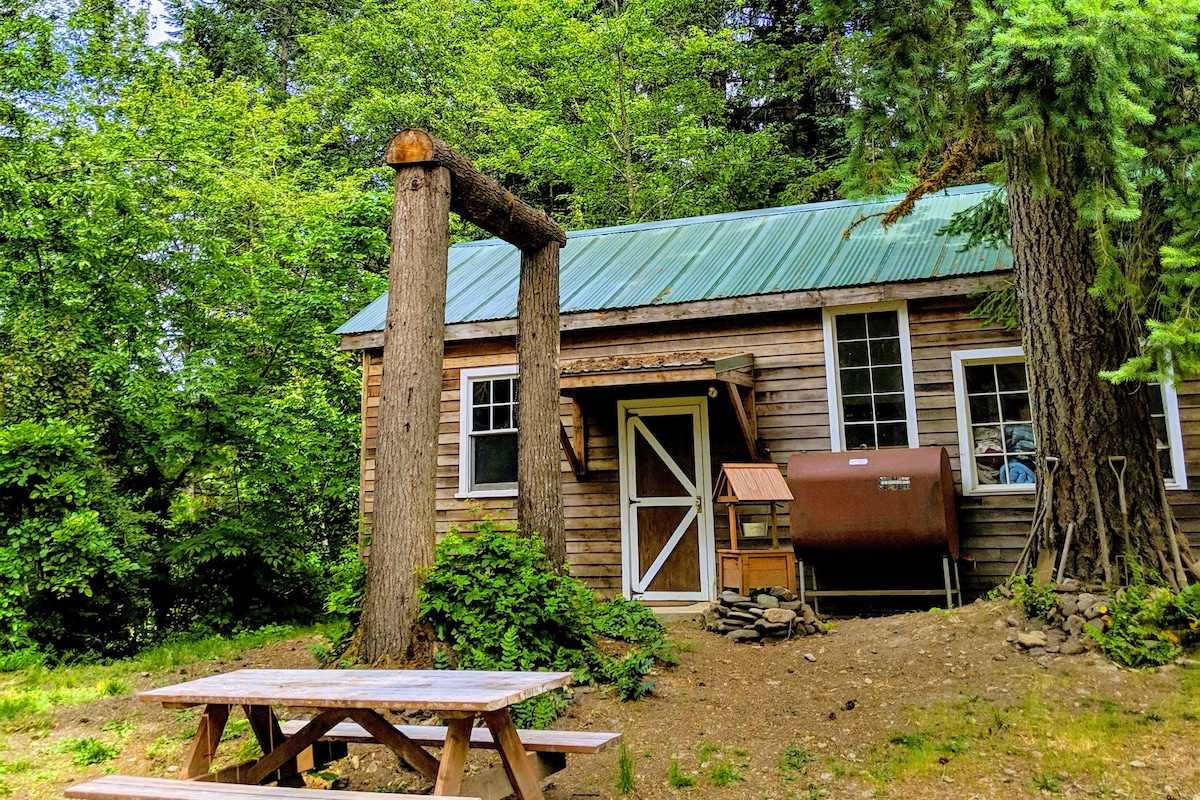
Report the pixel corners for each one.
[386,129,566,252]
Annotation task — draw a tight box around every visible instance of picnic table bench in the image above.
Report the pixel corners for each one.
[65,775,477,800]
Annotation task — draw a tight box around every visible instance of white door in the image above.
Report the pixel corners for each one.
[618,398,715,601]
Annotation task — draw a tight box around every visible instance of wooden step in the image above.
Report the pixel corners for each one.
[65,775,477,800]
[278,719,620,754]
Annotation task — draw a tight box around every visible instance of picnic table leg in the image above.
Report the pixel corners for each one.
[244,704,303,786]
[432,714,474,796]
[181,704,230,779]
[482,708,545,800]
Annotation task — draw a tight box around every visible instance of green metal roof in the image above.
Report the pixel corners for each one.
[334,184,1011,336]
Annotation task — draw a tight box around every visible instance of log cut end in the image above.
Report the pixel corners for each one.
[386,130,436,166]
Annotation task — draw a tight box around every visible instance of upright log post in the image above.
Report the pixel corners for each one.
[518,241,566,570]
[356,130,569,661]
[357,162,451,664]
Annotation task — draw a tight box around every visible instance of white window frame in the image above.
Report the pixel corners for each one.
[951,347,1187,494]
[822,301,919,452]
[951,346,1035,495]
[457,365,520,499]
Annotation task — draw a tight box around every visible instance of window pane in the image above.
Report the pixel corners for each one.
[840,367,871,394]
[843,395,874,423]
[472,381,491,405]
[876,422,908,448]
[872,366,904,393]
[969,394,999,423]
[1151,415,1169,446]
[838,339,869,367]
[493,405,512,430]
[866,310,899,338]
[1005,424,1036,453]
[868,337,901,366]
[1000,456,1037,485]
[836,313,867,341]
[845,424,876,449]
[1000,393,1031,422]
[472,407,491,432]
[1161,449,1174,480]
[965,364,996,394]
[493,379,511,403]
[874,395,907,422]
[994,362,1027,392]
[1147,387,1165,415]
[474,433,518,486]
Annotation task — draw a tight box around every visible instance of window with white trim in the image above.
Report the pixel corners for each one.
[823,303,919,450]
[458,366,519,497]
[952,348,1187,493]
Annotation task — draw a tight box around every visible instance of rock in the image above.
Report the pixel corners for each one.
[1060,636,1086,656]
[1006,612,1023,628]
[804,623,818,636]
[1064,614,1085,635]
[1075,592,1096,611]
[1056,578,1081,592]
[1045,629,1065,646]
[804,652,817,662]
[727,628,761,642]
[748,606,765,617]
[1017,630,1048,649]
[780,600,804,612]
[727,611,757,623]
[992,618,1007,630]
[755,620,788,633]
[733,601,759,611]
[756,594,780,608]
[1129,760,1147,769]
[1029,647,1047,657]
[764,608,797,624]
[769,586,796,600]
[713,604,729,617]
[802,607,819,625]
[1083,604,1103,620]
[721,591,750,604]
[1026,618,1047,632]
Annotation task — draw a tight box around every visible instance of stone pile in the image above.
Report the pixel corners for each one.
[708,587,832,643]
[1000,579,1111,657]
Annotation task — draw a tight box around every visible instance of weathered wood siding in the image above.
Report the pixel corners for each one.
[356,294,1200,595]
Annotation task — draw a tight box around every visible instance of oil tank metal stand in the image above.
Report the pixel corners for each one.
[797,555,962,613]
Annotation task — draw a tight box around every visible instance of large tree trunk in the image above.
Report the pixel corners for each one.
[1006,135,1184,586]
[517,241,566,570]
[357,164,451,663]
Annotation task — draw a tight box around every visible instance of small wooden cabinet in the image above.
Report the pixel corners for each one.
[713,463,797,594]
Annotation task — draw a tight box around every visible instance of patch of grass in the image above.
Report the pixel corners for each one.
[219,718,250,742]
[100,719,136,739]
[615,741,635,795]
[0,696,38,721]
[708,763,743,787]
[667,759,695,788]
[697,742,720,763]
[58,737,119,767]
[1031,772,1062,793]
[779,744,815,777]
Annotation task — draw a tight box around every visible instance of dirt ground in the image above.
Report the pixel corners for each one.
[12,599,1200,800]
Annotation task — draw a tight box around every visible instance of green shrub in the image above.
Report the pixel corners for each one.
[1087,581,1200,667]
[1009,574,1056,620]
[667,759,695,788]
[418,516,675,726]
[324,544,366,619]
[615,741,635,794]
[58,737,119,766]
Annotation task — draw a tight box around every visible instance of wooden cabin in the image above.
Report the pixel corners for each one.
[335,185,1200,600]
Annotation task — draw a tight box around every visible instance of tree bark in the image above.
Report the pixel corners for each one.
[1006,133,1178,585]
[357,164,451,663]
[386,130,566,252]
[517,241,566,570]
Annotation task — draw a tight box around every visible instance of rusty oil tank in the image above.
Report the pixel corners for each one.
[786,447,958,560]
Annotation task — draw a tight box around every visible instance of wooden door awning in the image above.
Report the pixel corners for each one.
[556,353,759,477]
[559,351,752,390]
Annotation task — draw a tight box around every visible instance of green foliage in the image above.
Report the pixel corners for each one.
[324,545,367,619]
[419,517,674,726]
[780,744,816,775]
[1009,574,1056,621]
[58,737,119,767]
[667,759,695,788]
[615,741,635,795]
[1087,582,1200,667]
[707,762,744,787]
[1031,771,1062,793]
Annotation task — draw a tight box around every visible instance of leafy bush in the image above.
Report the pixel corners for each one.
[1009,574,1056,620]
[1087,581,1200,667]
[58,737,119,766]
[419,516,675,726]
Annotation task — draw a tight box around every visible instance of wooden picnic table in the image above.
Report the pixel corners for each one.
[138,669,573,800]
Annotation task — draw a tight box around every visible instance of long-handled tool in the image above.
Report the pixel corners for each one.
[1158,478,1189,589]
[1014,456,1058,578]
[1108,456,1130,554]
[1089,469,1114,585]
[1033,457,1060,583]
